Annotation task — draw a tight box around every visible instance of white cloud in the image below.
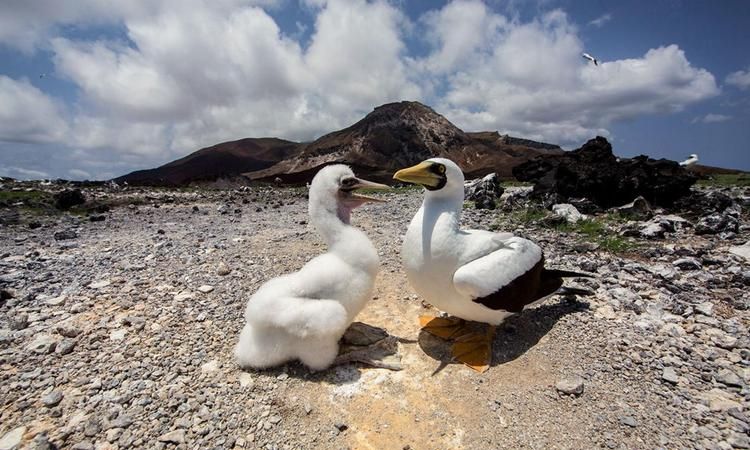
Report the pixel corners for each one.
[726,67,750,90]
[68,168,93,179]
[0,76,69,143]
[588,13,612,28]
[0,0,722,178]
[692,113,731,124]
[422,6,718,146]
[6,166,50,180]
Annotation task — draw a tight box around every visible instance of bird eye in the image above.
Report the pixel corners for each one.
[437,165,446,174]
[341,177,357,188]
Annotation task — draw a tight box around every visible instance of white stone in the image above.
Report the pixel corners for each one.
[197,285,214,293]
[200,359,219,373]
[729,241,750,262]
[110,329,126,341]
[45,295,67,306]
[89,280,111,289]
[173,291,195,301]
[238,373,255,388]
[552,203,586,224]
[0,426,26,450]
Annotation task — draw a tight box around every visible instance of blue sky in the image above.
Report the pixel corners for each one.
[1,0,749,180]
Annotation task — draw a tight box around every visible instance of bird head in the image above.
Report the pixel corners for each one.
[309,164,389,224]
[393,158,465,199]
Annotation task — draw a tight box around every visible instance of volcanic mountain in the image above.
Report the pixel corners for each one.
[116,101,562,185]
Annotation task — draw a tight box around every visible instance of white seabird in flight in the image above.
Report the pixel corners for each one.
[679,154,699,166]
[582,52,599,66]
[235,165,389,370]
[394,158,591,372]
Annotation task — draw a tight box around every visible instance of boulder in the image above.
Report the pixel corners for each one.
[552,203,586,224]
[464,173,504,210]
[513,136,697,208]
[54,189,86,210]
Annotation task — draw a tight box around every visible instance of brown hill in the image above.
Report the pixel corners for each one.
[115,137,299,186]
[246,102,562,183]
[115,101,563,186]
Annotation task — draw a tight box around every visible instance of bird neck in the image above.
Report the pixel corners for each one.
[311,209,378,268]
[415,194,463,233]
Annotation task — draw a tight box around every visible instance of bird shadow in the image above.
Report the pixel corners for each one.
[418,298,589,375]
[237,322,409,386]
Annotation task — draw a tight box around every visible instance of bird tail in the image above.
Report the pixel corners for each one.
[543,269,594,279]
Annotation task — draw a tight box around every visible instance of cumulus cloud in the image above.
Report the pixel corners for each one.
[692,113,731,124]
[588,13,612,28]
[0,0,721,178]
[423,6,718,145]
[726,67,750,90]
[0,76,68,143]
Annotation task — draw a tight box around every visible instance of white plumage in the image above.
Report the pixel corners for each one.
[394,158,589,325]
[679,154,698,166]
[582,52,599,66]
[235,165,387,370]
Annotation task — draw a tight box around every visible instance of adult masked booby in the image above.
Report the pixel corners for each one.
[679,154,698,166]
[394,158,590,371]
[235,165,389,370]
[582,52,599,66]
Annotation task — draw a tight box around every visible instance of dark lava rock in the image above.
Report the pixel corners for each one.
[54,230,77,240]
[54,189,85,210]
[88,215,106,222]
[465,173,504,209]
[513,136,697,208]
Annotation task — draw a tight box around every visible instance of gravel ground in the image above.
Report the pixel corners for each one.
[1,183,749,450]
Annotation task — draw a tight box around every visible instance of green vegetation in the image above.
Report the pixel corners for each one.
[696,173,750,187]
[504,208,638,254]
[0,190,51,204]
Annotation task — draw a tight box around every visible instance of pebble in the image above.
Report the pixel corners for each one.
[56,339,76,355]
[662,367,679,385]
[715,369,744,388]
[197,285,214,293]
[672,257,702,270]
[27,334,57,354]
[42,390,63,407]
[217,262,231,276]
[0,426,26,450]
[556,376,585,396]
[619,416,638,427]
[157,429,186,444]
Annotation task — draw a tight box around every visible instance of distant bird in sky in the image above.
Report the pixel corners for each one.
[582,52,599,66]
[679,154,699,166]
[39,73,47,79]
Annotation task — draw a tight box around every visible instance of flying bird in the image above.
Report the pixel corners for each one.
[582,52,599,66]
[235,165,389,370]
[393,158,591,372]
[679,154,699,166]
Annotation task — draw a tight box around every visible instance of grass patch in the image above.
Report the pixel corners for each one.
[0,190,52,204]
[697,173,750,187]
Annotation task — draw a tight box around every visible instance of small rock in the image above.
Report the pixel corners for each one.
[157,430,186,444]
[619,416,638,427]
[694,302,713,316]
[552,203,586,224]
[173,291,195,301]
[729,241,750,262]
[56,321,81,338]
[9,313,28,330]
[672,257,701,271]
[56,339,76,355]
[238,373,254,388]
[716,369,744,388]
[727,433,750,449]
[200,359,219,373]
[54,230,77,241]
[45,295,67,306]
[88,280,111,289]
[197,285,214,293]
[662,367,679,385]
[334,422,348,432]
[110,329,126,341]
[0,426,26,450]
[27,334,57,354]
[217,262,231,276]
[42,390,63,407]
[555,376,585,396]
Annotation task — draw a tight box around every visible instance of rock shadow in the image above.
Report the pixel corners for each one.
[418,298,589,373]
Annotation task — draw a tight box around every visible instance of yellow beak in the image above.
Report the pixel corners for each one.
[393,161,442,188]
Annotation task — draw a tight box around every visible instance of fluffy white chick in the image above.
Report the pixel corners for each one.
[235,165,388,370]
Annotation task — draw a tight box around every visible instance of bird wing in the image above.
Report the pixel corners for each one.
[453,237,553,312]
